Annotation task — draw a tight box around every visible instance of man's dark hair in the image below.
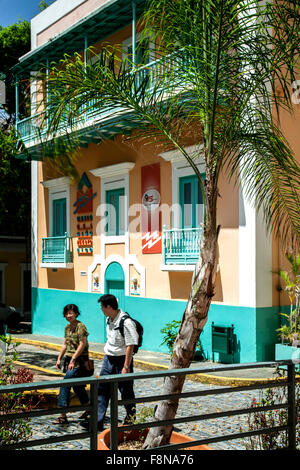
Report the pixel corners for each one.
[98,294,118,310]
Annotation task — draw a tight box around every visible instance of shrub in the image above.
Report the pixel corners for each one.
[160,320,205,359]
[244,368,300,450]
[0,335,43,447]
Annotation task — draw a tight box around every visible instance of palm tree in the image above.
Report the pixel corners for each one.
[39,0,300,448]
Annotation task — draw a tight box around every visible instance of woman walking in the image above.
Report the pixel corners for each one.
[53,304,92,424]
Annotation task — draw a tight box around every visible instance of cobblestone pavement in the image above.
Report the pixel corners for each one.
[5,343,270,451]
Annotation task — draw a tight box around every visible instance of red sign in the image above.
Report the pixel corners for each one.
[141,163,162,254]
[74,173,96,256]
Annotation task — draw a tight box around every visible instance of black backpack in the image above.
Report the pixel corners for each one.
[115,313,143,355]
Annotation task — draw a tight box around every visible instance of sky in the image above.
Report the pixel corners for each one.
[0,0,49,28]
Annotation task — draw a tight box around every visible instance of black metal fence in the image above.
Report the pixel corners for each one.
[0,360,299,451]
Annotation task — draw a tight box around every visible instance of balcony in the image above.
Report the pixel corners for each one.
[41,234,73,269]
[162,226,202,269]
[16,51,189,153]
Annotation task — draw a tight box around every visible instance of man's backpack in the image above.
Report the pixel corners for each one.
[116,313,143,355]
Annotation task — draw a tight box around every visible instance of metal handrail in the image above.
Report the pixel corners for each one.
[16,50,189,143]
[0,360,299,451]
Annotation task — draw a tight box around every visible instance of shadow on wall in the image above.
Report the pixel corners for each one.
[47,269,75,290]
[169,270,223,302]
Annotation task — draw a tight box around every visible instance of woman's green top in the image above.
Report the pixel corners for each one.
[64,321,89,367]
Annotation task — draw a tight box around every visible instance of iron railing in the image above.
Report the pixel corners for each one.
[0,360,299,451]
[41,233,73,264]
[162,226,202,265]
[16,51,190,145]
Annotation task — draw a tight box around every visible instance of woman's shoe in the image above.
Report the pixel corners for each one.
[53,416,69,425]
[79,410,90,420]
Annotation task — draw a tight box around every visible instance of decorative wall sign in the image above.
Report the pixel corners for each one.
[74,173,96,256]
[141,163,162,254]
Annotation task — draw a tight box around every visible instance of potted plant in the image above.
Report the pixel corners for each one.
[97,406,211,450]
[275,253,300,369]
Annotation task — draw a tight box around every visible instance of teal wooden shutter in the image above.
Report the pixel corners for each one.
[53,198,66,236]
[106,188,125,236]
[179,175,205,228]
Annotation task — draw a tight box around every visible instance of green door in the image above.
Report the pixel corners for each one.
[179,175,204,228]
[104,262,125,340]
[53,198,66,236]
[128,39,150,66]
[106,188,125,236]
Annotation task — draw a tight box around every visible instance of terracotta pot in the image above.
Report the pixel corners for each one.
[98,428,211,450]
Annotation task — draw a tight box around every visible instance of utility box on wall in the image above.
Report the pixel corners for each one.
[212,323,235,363]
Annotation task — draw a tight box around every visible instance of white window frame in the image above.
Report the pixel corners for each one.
[159,144,205,272]
[41,176,71,237]
[90,162,134,251]
[160,144,205,229]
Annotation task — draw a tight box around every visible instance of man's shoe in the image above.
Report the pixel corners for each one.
[80,420,104,432]
[80,420,90,431]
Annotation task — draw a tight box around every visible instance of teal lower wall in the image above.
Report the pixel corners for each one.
[31,287,285,364]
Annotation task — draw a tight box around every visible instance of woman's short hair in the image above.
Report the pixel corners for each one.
[63,304,80,317]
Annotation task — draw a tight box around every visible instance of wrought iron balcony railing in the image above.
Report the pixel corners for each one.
[41,234,73,265]
[162,226,202,265]
[16,51,189,145]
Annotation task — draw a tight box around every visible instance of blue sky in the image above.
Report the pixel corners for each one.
[0,0,47,27]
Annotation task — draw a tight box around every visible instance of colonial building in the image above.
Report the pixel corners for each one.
[13,0,300,362]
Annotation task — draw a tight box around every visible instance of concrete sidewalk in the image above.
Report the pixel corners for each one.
[9,332,288,386]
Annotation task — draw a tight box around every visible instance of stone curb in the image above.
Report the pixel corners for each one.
[10,336,286,387]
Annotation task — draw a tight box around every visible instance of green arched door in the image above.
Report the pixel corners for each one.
[104,262,125,311]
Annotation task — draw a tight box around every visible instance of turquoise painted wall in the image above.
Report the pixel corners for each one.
[31,288,285,363]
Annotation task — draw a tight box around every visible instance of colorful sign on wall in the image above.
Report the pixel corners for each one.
[141,163,162,254]
[74,173,96,256]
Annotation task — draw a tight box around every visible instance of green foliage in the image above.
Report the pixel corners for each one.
[0,127,30,235]
[276,253,300,344]
[161,320,182,354]
[0,336,38,447]
[161,320,204,357]
[244,369,300,450]
[0,20,30,120]
[39,1,54,11]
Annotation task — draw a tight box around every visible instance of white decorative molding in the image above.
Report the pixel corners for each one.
[159,144,204,164]
[41,176,71,190]
[160,264,195,272]
[90,162,135,179]
[40,263,74,269]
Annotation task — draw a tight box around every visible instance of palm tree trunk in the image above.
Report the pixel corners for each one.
[143,223,220,449]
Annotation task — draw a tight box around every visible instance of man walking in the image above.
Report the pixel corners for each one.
[82,294,138,432]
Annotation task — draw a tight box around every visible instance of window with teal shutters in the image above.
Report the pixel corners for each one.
[127,39,150,66]
[52,198,67,236]
[105,188,125,236]
[179,174,205,228]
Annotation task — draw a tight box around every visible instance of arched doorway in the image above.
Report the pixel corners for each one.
[104,262,125,311]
